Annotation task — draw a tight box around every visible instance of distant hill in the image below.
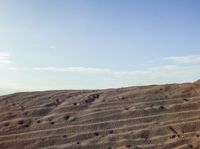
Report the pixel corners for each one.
[0,80,200,149]
[0,88,19,96]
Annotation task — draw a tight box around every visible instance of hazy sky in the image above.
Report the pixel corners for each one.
[0,0,200,94]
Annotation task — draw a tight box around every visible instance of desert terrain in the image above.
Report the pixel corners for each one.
[1,80,200,149]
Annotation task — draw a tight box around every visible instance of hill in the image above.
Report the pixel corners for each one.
[1,81,200,149]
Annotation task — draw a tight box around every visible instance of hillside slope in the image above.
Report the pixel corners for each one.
[1,81,200,149]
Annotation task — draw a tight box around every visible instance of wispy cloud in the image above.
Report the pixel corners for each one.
[0,52,11,64]
[33,67,112,73]
[110,65,200,86]
[165,55,200,64]
[3,54,198,91]
[114,65,200,78]
[32,64,200,85]
[8,67,18,70]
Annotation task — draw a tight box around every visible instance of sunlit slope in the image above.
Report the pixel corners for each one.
[1,81,200,149]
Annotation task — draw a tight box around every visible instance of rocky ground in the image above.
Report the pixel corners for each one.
[1,80,200,149]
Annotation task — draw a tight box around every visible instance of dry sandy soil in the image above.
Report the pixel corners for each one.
[1,81,200,149]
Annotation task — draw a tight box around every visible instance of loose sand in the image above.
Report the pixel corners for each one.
[1,80,200,149]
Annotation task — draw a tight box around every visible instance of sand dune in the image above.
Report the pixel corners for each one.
[1,81,200,149]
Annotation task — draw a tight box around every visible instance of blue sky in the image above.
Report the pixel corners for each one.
[0,0,200,94]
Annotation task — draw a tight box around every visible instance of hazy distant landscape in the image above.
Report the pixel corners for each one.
[0,89,19,96]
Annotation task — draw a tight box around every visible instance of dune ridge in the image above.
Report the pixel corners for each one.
[1,81,200,149]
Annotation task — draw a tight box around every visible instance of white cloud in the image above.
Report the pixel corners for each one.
[8,67,18,70]
[20,54,200,90]
[165,55,200,64]
[33,66,112,73]
[111,65,200,86]
[114,65,200,78]
[32,64,200,86]
[0,52,11,64]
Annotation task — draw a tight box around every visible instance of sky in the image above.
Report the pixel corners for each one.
[0,0,200,94]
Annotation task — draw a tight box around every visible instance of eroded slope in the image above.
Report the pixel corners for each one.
[1,81,200,149]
